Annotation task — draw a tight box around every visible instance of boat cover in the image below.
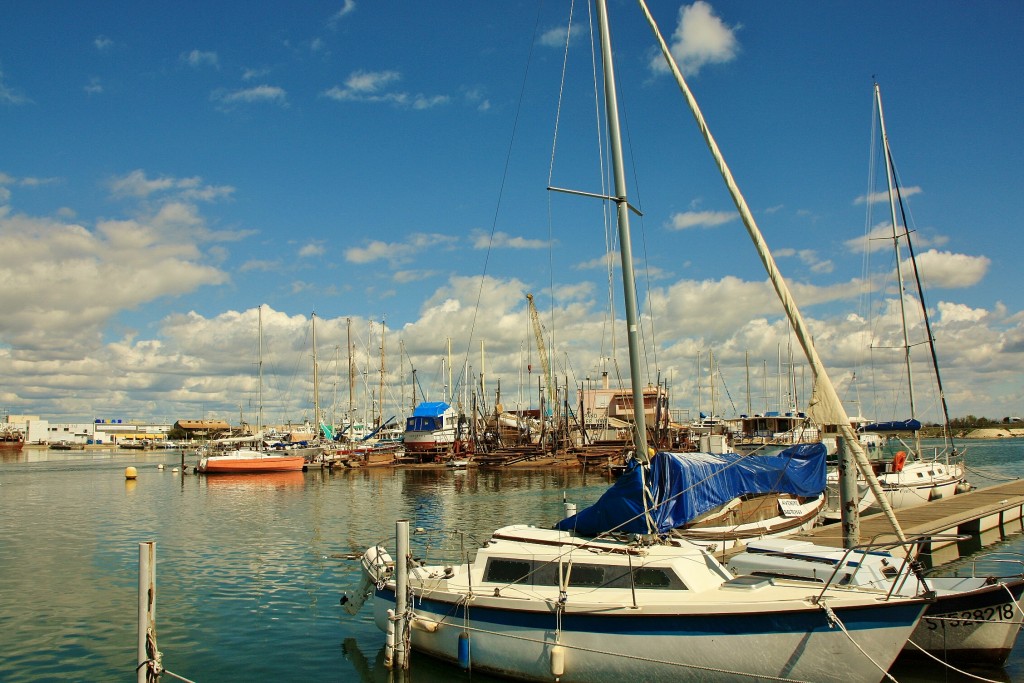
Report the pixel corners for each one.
[859,419,921,433]
[412,402,450,417]
[555,443,827,536]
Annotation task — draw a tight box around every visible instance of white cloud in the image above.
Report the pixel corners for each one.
[94,36,113,51]
[344,233,457,266]
[667,210,736,230]
[0,67,31,105]
[329,0,356,27]
[213,85,288,109]
[299,243,325,258]
[322,70,448,109]
[910,249,989,289]
[650,1,739,77]
[183,49,219,68]
[471,230,550,250]
[854,185,923,206]
[108,170,234,203]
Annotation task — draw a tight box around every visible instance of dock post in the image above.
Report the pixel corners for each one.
[395,519,410,669]
[137,541,157,683]
[838,436,860,548]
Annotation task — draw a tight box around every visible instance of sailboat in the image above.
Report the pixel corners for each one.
[822,84,966,520]
[198,305,306,474]
[349,4,929,680]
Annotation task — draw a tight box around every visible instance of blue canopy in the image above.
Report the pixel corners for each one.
[859,419,921,433]
[555,443,827,536]
[412,401,450,417]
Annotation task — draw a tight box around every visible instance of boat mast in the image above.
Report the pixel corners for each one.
[638,1,908,546]
[312,312,319,434]
[596,0,649,463]
[257,304,264,439]
[876,85,918,437]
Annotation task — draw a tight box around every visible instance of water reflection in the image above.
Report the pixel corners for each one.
[201,471,307,491]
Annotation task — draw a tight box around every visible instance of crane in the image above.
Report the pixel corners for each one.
[526,293,554,417]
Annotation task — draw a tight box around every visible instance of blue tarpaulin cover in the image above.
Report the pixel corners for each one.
[555,443,827,536]
[859,419,921,433]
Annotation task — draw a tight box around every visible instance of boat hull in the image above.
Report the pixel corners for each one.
[374,588,924,682]
[906,577,1024,665]
[197,454,305,473]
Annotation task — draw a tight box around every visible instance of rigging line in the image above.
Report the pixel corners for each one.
[458,0,548,392]
[887,146,956,451]
[620,76,659,381]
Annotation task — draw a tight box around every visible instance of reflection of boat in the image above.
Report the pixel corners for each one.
[202,471,306,489]
[351,4,929,680]
[729,538,1024,666]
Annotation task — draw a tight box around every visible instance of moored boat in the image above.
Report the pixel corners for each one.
[729,537,1024,666]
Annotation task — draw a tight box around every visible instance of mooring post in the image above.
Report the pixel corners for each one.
[838,436,861,548]
[394,519,410,669]
[137,541,156,683]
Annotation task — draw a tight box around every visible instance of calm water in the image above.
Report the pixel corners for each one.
[1,439,1023,682]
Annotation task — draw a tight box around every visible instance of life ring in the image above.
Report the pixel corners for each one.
[893,450,907,472]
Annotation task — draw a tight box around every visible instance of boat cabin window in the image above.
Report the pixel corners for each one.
[484,557,685,590]
[484,559,532,584]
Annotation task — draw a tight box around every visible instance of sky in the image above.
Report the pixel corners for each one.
[1,1,1022,428]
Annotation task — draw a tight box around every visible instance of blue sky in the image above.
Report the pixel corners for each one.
[1,1,1022,426]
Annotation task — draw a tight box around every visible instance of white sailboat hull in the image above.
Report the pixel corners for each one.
[374,587,923,682]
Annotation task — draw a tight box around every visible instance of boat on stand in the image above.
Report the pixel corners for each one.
[346,4,932,680]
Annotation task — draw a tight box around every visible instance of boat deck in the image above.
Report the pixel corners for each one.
[724,479,1024,565]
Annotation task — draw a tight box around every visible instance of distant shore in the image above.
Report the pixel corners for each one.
[960,428,1024,440]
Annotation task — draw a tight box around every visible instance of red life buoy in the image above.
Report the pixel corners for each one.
[893,451,907,472]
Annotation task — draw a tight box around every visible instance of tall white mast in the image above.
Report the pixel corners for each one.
[876,84,918,426]
[596,0,650,463]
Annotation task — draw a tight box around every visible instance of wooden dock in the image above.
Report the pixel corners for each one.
[730,479,1024,566]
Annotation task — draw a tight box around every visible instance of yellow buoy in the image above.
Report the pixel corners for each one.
[125,466,138,480]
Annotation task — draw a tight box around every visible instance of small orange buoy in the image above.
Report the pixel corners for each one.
[892,451,907,472]
[125,466,138,480]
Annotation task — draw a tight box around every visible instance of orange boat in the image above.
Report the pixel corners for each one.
[197,447,305,473]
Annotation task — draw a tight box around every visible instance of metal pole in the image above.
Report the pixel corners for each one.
[137,541,156,683]
[837,437,860,548]
[394,520,410,669]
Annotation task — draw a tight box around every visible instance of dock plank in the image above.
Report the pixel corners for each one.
[730,479,1024,562]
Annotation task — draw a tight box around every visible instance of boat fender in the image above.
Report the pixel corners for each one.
[550,644,565,678]
[956,482,972,494]
[458,631,471,670]
[929,488,943,501]
[362,546,394,584]
[893,451,907,472]
[410,616,440,633]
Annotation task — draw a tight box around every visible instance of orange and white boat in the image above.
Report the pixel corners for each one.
[197,446,305,473]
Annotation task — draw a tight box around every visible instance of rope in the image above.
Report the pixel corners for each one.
[441,617,812,682]
[964,464,1019,482]
[818,602,898,682]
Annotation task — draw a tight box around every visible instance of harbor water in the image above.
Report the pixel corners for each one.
[1,439,1023,682]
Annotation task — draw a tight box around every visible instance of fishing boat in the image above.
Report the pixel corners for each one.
[403,401,462,459]
[0,424,24,450]
[729,537,1024,666]
[350,3,930,680]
